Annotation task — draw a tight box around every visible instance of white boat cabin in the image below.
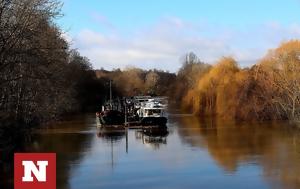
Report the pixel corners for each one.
[137,100,167,118]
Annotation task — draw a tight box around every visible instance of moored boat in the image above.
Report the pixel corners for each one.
[96,93,168,129]
[96,80,125,129]
[137,98,168,126]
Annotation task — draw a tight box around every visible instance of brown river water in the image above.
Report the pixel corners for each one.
[2,110,300,189]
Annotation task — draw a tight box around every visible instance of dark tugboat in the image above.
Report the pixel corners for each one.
[96,81,125,130]
[98,109,124,126]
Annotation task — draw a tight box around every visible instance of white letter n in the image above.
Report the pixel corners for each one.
[22,161,48,182]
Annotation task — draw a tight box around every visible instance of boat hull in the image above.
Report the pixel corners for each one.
[98,110,125,126]
[140,117,167,126]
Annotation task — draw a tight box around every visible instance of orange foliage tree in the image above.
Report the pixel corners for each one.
[256,40,300,121]
[178,40,300,122]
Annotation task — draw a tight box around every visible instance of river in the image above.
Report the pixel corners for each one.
[2,111,300,189]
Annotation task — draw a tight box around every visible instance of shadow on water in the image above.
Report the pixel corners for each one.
[0,114,95,189]
[0,132,30,189]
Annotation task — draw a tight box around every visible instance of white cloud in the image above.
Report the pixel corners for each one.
[71,17,300,72]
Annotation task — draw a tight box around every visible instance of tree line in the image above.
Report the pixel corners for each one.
[1,0,300,137]
[0,0,107,134]
[95,68,176,98]
[0,0,176,134]
[176,40,300,122]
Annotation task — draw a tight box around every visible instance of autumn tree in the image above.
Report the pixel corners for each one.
[257,40,300,121]
[184,57,240,117]
[112,67,144,96]
[177,41,300,122]
[145,71,159,95]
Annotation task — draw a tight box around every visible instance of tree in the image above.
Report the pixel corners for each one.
[145,71,159,95]
[113,67,144,96]
[257,40,300,121]
[0,0,81,127]
[176,52,211,104]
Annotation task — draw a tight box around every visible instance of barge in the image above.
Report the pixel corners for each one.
[96,95,168,130]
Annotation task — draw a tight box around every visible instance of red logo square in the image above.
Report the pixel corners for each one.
[14,153,56,189]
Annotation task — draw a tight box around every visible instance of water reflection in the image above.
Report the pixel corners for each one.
[135,128,169,150]
[176,115,300,188]
[97,129,126,142]
[2,113,300,189]
[177,117,269,172]
[96,127,169,151]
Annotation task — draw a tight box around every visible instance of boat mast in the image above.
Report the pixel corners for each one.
[111,138,114,170]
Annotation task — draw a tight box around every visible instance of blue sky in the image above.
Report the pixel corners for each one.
[59,0,300,72]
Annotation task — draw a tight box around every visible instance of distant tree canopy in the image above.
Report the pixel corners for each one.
[95,68,176,97]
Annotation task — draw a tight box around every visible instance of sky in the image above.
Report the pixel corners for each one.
[58,0,300,72]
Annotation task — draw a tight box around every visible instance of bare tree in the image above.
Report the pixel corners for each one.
[258,41,300,121]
